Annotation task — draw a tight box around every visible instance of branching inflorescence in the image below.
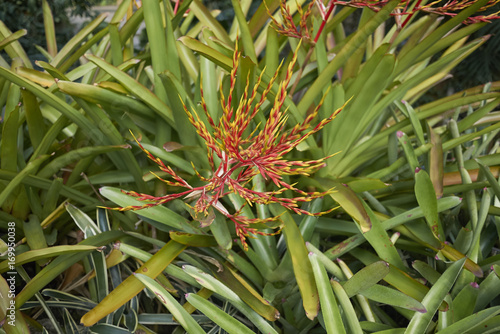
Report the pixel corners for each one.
[111,44,345,250]
[268,0,500,44]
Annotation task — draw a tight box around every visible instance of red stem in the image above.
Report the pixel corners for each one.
[401,0,423,28]
[174,0,180,15]
[314,0,336,44]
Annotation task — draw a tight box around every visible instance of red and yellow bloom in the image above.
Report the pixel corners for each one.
[112,43,345,249]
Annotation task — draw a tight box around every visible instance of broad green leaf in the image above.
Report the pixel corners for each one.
[42,0,56,56]
[209,210,232,250]
[178,36,232,70]
[65,203,101,238]
[360,284,426,313]
[133,274,205,334]
[136,142,194,175]
[99,187,199,233]
[85,55,175,126]
[81,240,186,326]
[215,266,279,321]
[0,21,31,68]
[23,215,48,266]
[436,306,500,334]
[183,265,278,334]
[330,280,364,334]
[319,179,371,233]
[168,232,218,247]
[230,0,257,64]
[0,66,107,142]
[452,282,480,322]
[16,231,124,308]
[351,248,444,311]
[21,89,46,151]
[0,29,27,52]
[476,159,500,201]
[342,261,390,296]
[50,14,107,68]
[0,155,50,209]
[56,81,154,119]
[308,253,346,334]
[475,271,500,312]
[415,168,444,240]
[405,257,466,334]
[186,293,254,334]
[189,0,232,45]
[273,204,319,320]
[37,144,129,179]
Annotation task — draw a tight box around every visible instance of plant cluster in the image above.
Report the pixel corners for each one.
[1,0,500,333]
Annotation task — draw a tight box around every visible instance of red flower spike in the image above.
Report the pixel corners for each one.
[110,42,347,250]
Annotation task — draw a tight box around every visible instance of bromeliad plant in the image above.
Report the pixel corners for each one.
[112,43,344,249]
[2,0,500,333]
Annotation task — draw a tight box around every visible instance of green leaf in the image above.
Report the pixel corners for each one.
[42,0,57,57]
[0,67,107,143]
[23,215,48,266]
[190,0,232,45]
[0,245,99,273]
[215,266,279,321]
[65,203,101,238]
[230,0,257,64]
[21,89,46,151]
[330,280,364,334]
[415,168,444,240]
[272,204,319,320]
[56,81,154,119]
[99,187,199,233]
[50,14,107,68]
[0,21,31,68]
[452,282,480,322]
[320,179,371,233]
[360,284,426,313]
[209,210,232,250]
[186,293,255,334]
[342,261,390,296]
[183,265,278,334]
[297,0,400,113]
[308,253,346,334]
[81,240,186,326]
[168,232,218,247]
[178,36,232,70]
[133,274,205,334]
[16,231,124,308]
[0,155,50,209]
[0,276,30,334]
[85,55,175,126]
[436,306,500,334]
[405,257,466,334]
[37,144,129,179]
[0,29,27,52]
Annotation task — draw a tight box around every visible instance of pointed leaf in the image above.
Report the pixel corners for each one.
[405,258,466,334]
[342,261,390,296]
[81,240,186,326]
[133,274,204,334]
[308,253,346,334]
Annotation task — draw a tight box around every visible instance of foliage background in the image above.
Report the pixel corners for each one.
[1,0,500,333]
